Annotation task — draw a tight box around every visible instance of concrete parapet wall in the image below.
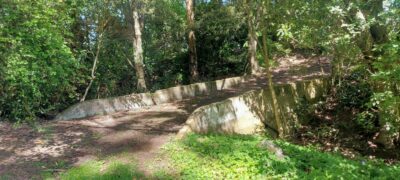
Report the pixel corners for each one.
[55,76,249,120]
[55,93,155,120]
[177,78,329,138]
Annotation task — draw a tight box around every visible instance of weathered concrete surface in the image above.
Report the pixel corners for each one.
[177,78,329,138]
[177,96,266,136]
[152,76,249,104]
[55,76,250,120]
[55,93,155,120]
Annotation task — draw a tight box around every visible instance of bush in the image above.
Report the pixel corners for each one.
[336,68,373,109]
[370,19,400,140]
[355,110,379,134]
[0,1,83,122]
[369,92,400,136]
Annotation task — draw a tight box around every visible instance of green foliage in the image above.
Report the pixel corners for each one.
[294,97,323,126]
[195,2,248,78]
[368,6,400,137]
[80,0,190,95]
[267,0,334,54]
[0,0,83,122]
[368,92,400,136]
[336,68,373,109]
[88,34,137,98]
[144,0,189,90]
[163,134,400,179]
[356,110,379,133]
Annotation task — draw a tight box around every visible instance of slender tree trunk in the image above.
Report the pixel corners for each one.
[186,0,199,82]
[260,28,284,137]
[81,17,110,102]
[245,0,261,75]
[132,6,147,91]
[81,32,104,102]
[248,22,260,74]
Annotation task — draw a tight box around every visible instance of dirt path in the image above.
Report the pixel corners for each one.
[0,56,331,179]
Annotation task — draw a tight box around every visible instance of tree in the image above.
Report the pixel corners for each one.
[186,0,199,82]
[237,0,284,136]
[244,0,261,74]
[81,16,110,102]
[260,24,285,137]
[128,0,147,91]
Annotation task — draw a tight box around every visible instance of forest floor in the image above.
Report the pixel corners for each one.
[0,55,332,179]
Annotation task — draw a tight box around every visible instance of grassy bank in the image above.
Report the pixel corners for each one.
[163,134,400,179]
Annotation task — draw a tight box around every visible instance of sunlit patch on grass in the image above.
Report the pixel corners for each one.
[51,153,144,180]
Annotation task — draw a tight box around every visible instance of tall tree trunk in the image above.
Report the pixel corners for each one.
[132,5,147,92]
[186,0,199,82]
[245,0,261,75]
[260,28,284,137]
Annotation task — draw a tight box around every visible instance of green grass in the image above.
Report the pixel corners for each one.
[52,134,400,179]
[52,153,174,180]
[162,134,400,179]
[51,154,144,180]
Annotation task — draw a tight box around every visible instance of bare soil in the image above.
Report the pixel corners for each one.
[0,55,331,179]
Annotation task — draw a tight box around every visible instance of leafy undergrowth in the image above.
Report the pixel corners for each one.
[162,134,400,179]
